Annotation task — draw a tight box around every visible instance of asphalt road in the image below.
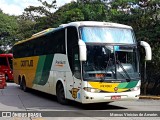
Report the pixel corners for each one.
[0,82,160,120]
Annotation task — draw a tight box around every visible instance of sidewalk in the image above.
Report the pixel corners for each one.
[139,95,160,100]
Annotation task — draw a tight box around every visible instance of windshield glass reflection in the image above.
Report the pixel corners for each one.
[83,45,139,81]
[81,27,135,44]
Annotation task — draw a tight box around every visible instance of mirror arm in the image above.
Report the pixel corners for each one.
[140,41,152,61]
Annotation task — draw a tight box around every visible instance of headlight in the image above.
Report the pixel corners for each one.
[83,87,101,93]
[130,81,141,91]
[130,86,140,91]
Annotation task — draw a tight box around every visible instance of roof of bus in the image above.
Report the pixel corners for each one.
[14,21,133,46]
[60,21,132,29]
[0,53,13,57]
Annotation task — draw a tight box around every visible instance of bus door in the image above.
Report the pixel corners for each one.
[66,46,82,102]
[71,46,81,102]
[66,27,81,102]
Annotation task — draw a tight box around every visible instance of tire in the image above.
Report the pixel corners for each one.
[56,83,68,105]
[20,80,23,90]
[5,75,9,82]
[22,79,28,92]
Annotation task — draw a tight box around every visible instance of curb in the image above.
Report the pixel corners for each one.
[139,96,160,100]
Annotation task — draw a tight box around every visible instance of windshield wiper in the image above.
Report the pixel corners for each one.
[116,60,131,82]
[105,58,116,79]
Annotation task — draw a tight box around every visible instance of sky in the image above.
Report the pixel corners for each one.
[0,0,76,15]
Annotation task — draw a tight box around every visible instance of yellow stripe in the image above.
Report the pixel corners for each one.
[89,82,128,92]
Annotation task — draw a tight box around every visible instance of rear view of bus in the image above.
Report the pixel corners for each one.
[0,54,13,81]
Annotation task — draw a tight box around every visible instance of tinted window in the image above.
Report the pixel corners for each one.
[67,27,81,78]
[0,57,7,66]
[13,29,65,58]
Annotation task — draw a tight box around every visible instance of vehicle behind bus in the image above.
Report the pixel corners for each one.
[0,54,13,81]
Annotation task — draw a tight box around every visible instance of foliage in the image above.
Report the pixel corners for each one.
[16,18,37,40]
[104,0,160,95]
[14,0,109,41]
[0,12,18,52]
[21,0,56,30]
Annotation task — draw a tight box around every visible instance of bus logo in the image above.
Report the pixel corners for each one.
[21,60,33,67]
[55,60,66,67]
[69,88,79,99]
[114,87,118,92]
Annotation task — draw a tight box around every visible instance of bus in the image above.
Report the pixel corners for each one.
[0,54,13,81]
[12,21,151,104]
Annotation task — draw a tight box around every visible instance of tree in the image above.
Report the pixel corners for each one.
[0,12,18,52]
[105,0,160,95]
[21,0,57,30]
[52,0,108,25]
[16,18,37,40]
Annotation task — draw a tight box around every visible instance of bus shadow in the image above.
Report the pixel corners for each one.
[27,88,127,110]
[68,101,127,110]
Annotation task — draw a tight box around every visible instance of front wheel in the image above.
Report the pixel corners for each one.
[56,83,68,105]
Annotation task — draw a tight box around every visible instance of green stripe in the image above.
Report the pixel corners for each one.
[125,81,138,88]
[118,80,139,89]
[34,55,54,85]
[118,82,128,89]
[40,54,54,85]
[34,55,46,84]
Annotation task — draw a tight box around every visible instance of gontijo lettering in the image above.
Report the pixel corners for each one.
[21,60,33,67]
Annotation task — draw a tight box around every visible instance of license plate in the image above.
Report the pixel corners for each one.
[111,96,121,100]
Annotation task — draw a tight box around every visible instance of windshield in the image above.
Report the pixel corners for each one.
[81,27,135,44]
[82,45,140,81]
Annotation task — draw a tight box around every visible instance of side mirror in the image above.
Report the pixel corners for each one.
[140,41,152,60]
[78,39,87,61]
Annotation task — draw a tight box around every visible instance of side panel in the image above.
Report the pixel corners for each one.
[13,55,54,93]
[13,54,75,98]
[49,54,71,96]
[34,54,54,85]
[13,56,39,87]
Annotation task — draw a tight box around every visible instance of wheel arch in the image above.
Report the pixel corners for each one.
[18,75,21,85]
[56,79,66,97]
[21,75,27,86]
[56,79,68,104]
